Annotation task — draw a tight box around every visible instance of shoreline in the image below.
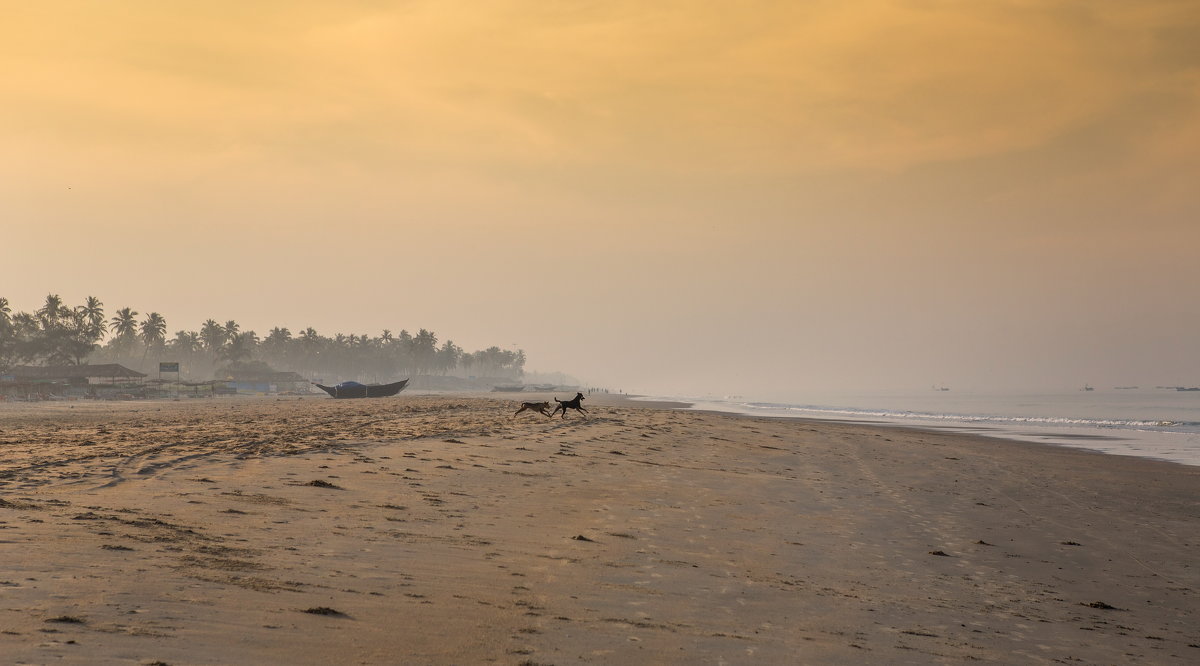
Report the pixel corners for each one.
[2,395,1198,663]
[653,394,1200,469]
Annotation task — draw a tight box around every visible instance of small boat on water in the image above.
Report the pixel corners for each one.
[314,380,408,399]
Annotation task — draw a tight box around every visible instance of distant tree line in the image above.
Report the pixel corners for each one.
[0,294,525,382]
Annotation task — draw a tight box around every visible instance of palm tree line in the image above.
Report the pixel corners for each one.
[0,295,110,366]
[1,294,526,382]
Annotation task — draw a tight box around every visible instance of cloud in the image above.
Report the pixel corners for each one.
[3,1,1197,180]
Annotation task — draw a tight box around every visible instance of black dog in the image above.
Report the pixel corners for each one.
[550,392,587,419]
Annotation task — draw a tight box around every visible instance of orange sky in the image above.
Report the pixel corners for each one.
[3,1,1198,396]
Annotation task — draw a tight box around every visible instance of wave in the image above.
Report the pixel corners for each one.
[675,394,1200,467]
[730,401,1200,433]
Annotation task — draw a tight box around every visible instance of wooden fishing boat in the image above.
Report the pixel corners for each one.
[314,379,409,399]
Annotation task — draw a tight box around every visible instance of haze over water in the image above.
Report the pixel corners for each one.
[3,3,1198,404]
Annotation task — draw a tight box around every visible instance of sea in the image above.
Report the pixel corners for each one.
[646,388,1200,468]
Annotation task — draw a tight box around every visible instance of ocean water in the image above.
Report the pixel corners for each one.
[660,389,1200,468]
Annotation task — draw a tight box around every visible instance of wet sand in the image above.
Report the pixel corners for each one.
[1,394,1197,664]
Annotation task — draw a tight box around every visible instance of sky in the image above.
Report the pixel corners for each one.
[2,1,1198,399]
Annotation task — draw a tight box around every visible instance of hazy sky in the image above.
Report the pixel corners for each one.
[3,1,1198,398]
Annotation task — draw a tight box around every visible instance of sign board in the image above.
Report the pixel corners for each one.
[159,362,180,373]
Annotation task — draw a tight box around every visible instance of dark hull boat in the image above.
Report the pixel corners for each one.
[314,379,409,399]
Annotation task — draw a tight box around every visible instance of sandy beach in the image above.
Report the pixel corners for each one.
[1,394,1197,664]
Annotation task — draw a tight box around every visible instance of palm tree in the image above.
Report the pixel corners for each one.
[104,307,138,364]
[79,296,106,340]
[475,346,510,377]
[458,350,475,377]
[55,296,107,364]
[60,307,99,364]
[37,294,65,329]
[10,311,39,363]
[110,307,139,340]
[412,329,438,375]
[393,329,414,376]
[295,327,322,377]
[220,332,257,365]
[261,327,292,368]
[0,297,13,369]
[171,330,201,354]
[169,330,202,375]
[0,297,12,338]
[138,312,167,369]
[0,298,11,341]
[200,319,225,356]
[139,313,167,348]
[436,340,462,375]
[21,295,98,365]
[223,320,240,345]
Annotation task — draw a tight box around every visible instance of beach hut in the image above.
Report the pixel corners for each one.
[2,364,147,399]
[7,363,147,385]
[222,370,312,395]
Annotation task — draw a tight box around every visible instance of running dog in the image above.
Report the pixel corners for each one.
[550,392,587,419]
[514,401,553,417]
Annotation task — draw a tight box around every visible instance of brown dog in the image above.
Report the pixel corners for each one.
[514,401,552,417]
[550,392,587,419]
